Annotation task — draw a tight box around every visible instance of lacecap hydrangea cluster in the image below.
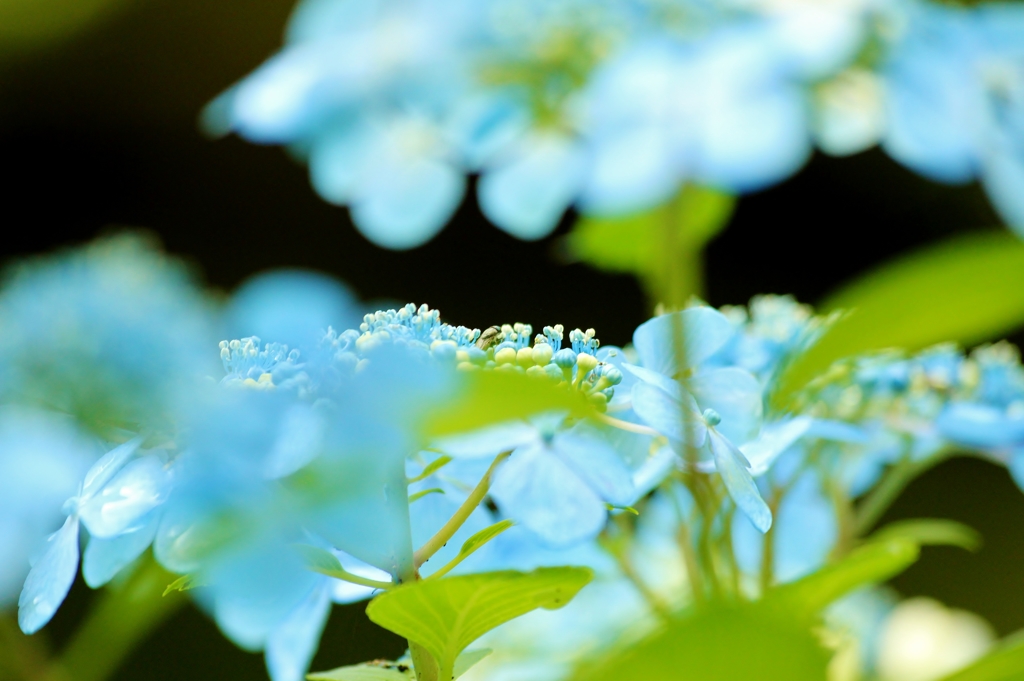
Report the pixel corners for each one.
[207,0,1024,249]
[4,237,1024,681]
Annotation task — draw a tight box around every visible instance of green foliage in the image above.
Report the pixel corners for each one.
[366,567,593,678]
[0,0,136,50]
[420,370,596,439]
[162,574,203,597]
[410,456,454,483]
[938,630,1024,681]
[870,519,982,552]
[307,651,492,681]
[409,488,445,503]
[294,545,394,590]
[771,538,919,621]
[567,186,734,306]
[427,520,515,580]
[773,232,1024,408]
[574,602,830,681]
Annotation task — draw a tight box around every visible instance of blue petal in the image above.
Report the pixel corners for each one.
[629,445,678,502]
[491,442,607,547]
[631,382,706,448]
[263,404,327,480]
[982,148,1024,236]
[936,402,1024,449]
[632,307,735,376]
[225,270,362,356]
[329,550,392,604]
[478,133,586,240]
[553,432,635,507]
[206,543,320,652]
[686,367,764,445]
[431,421,539,459]
[18,515,80,634]
[81,437,145,500]
[622,363,679,397]
[773,472,838,582]
[351,154,465,250]
[742,417,813,476]
[708,429,772,533]
[82,511,160,588]
[265,583,332,681]
[578,125,680,215]
[79,454,168,539]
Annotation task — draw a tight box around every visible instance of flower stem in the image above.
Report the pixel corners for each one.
[414,450,510,569]
[854,449,951,535]
[57,554,185,681]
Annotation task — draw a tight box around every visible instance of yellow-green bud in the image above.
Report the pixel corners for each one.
[532,343,553,366]
[516,346,535,367]
[495,347,517,365]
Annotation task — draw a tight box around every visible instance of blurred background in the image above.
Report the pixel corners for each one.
[0,0,1021,678]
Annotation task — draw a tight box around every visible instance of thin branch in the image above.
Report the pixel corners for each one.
[413,451,511,568]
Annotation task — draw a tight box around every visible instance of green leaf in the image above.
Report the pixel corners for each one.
[410,455,454,483]
[568,187,734,275]
[453,649,492,679]
[772,232,1024,408]
[294,545,394,591]
[409,488,445,503]
[769,538,920,621]
[574,602,829,681]
[307,662,413,680]
[870,519,982,552]
[306,650,491,681]
[428,520,515,580]
[420,370,596,439]
[162,574,204,597]
[366,567,593,678]
[938,630,1024,681]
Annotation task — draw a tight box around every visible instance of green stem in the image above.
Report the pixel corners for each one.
[759,494,780,594]
[413,451,510,569]
[57,555,185,681]
[854,450,951,535]
[0,615,63,681]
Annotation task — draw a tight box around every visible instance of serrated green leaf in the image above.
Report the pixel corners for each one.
[453,649,492,679]
[870,519,982,552]
[366,567,593,677]
[420,370,596,439]
[769,538,920,621]
[409,488,445,503]
[162,574,203,597]
[307,662,413,681]
[772,232,1024,409]
[574,602,829,681]
[428,520,515,580]
[938,630,1024,681]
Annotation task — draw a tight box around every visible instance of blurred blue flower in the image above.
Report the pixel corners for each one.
[882,1,1024,235]
[0,234,219,433]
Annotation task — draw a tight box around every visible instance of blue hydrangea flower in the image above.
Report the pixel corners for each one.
[18,436,170,633]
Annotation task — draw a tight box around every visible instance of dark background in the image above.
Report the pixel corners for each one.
[1,0,1022,678]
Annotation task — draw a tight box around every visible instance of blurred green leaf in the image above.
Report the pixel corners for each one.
[366,568,592,678]
[0,0,137,50]
[420,370,596,439]
[870,519,982,552]
[770,538,919,621]
[574,602,830,681]
[427,519,515,580]
[567,186,734,305]
[773,232,1024,409]
[938,630,1024,681]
